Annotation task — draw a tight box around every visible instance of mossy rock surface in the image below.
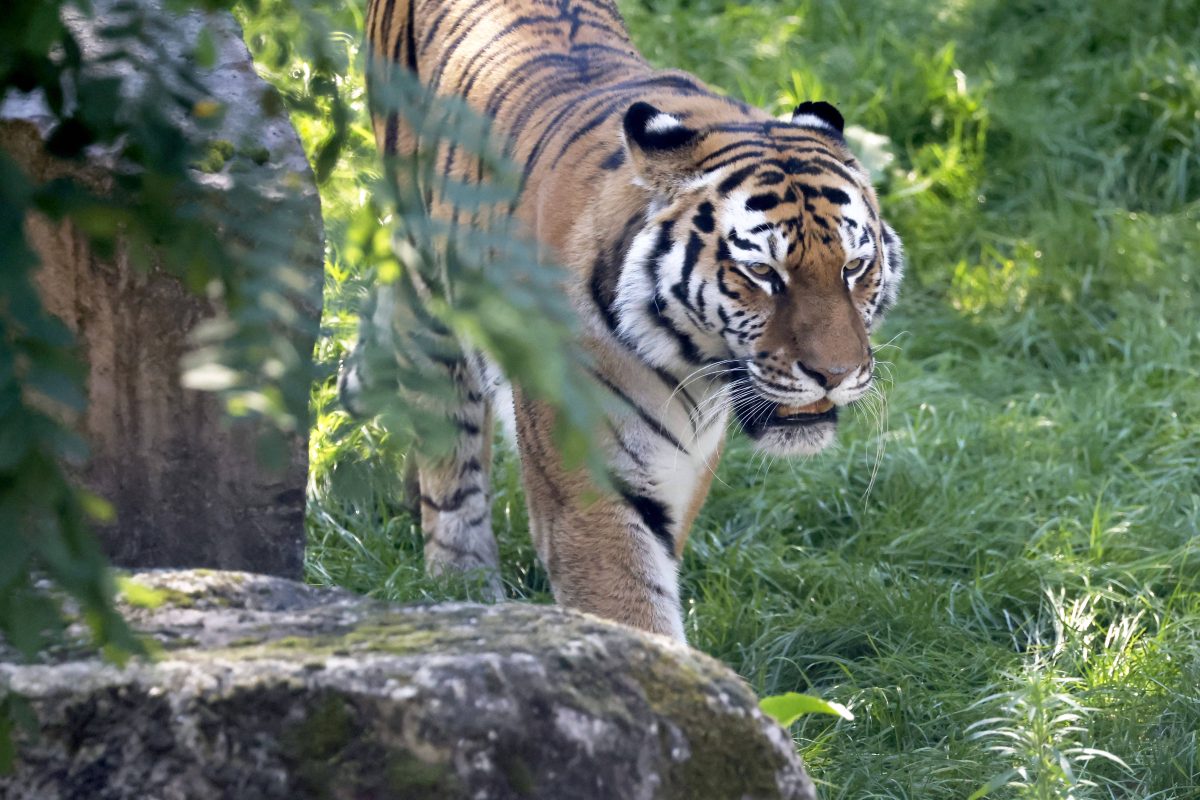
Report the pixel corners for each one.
[0,569,814,800]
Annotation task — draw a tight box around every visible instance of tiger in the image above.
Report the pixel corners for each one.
[351,0,905,641]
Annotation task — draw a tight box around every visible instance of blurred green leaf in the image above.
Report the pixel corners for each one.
[115,575,167,609]
[760,692,855,727]
[193,26,216,67]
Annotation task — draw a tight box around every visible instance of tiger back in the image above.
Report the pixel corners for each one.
[360,0,905,639]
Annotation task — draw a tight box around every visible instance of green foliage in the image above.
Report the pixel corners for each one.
[234,0,365,186]
[339,65,603,466]
[1,2,137,672]
[238,0,607,597]
[1,0,322,686]
[967,669,1133,799]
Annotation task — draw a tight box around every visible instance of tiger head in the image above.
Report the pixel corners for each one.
[610,99,905,455]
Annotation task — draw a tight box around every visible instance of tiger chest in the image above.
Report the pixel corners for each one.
[610,377,729,544]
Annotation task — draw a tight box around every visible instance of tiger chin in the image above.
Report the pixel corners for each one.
[359,0,905,642]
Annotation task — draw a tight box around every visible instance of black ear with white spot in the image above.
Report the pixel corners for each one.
[622,102,701,191]
[791,101,844,138]
[624,101,698,151]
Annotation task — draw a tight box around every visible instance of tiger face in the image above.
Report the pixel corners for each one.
[612,100,905,455]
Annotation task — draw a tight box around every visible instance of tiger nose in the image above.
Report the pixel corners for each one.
[795,359,856,388]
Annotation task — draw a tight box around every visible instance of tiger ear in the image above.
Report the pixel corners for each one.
[791,100,844,139]
[622,101,701,191]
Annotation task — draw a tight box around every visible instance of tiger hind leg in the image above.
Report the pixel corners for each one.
[417,366,504,600]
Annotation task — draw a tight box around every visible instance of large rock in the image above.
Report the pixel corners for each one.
[0,0,320,578]
[0,570,816,800]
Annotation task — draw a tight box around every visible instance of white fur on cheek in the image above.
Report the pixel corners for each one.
[612,227,688,367]
[836,191,873,260]
[880,221,905,310]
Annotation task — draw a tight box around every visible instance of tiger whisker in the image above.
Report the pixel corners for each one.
[856,381,890,503]
[664,359,742,410]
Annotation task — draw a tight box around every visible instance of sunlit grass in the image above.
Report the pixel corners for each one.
[297,0,1200,797]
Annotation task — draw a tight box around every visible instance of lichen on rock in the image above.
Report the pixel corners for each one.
[0,569,815,799]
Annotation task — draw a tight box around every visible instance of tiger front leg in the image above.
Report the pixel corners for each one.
[513,391,687,640]
[534,498,687,641]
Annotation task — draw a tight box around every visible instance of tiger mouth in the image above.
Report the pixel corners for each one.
[732,389,838,437]
[771,398,837,424]
[768,398,835,422]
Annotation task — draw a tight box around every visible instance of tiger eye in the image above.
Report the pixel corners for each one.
[842,259,867,279]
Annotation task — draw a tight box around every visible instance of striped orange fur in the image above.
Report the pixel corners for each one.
[360,0,905,639]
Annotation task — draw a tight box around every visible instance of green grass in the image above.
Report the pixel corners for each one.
[299,0,1200,797]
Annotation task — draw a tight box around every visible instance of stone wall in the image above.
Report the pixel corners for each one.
[0,570,816,800]
[0,1,321,577]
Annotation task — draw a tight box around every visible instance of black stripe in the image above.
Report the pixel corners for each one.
[727,230,761,253]
[752,373,806,395]
[484,53,582,125]
[807,156,856,183]
[822,186,851,205]
[422,4,461,53]
[653,366,699,419]
[670,231,705,311]
[634,220,708,363]
[718,164,758,195]
[403,0,417,73]
[460,42,575,110]
[443,14,569,93]
[646,294,705,364]
[590,370,689,455]
[716,264,742,300]
[590,261,621,333]
[608,422,648,468]
[710,121,828,139]
[745,193,780,212]
[519,74,709,188]
[590,211,643,333]
[425,537,489,565]
[700,150,767,177]
[600,147,625,170]
[614,478,675,556]
[716,304,731,332]
[551,106,616,168]
[698,139,771,166]
[428,5,515,85]
[657,366,702,434]
[421,486,483,513]
[383,112,400,156]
